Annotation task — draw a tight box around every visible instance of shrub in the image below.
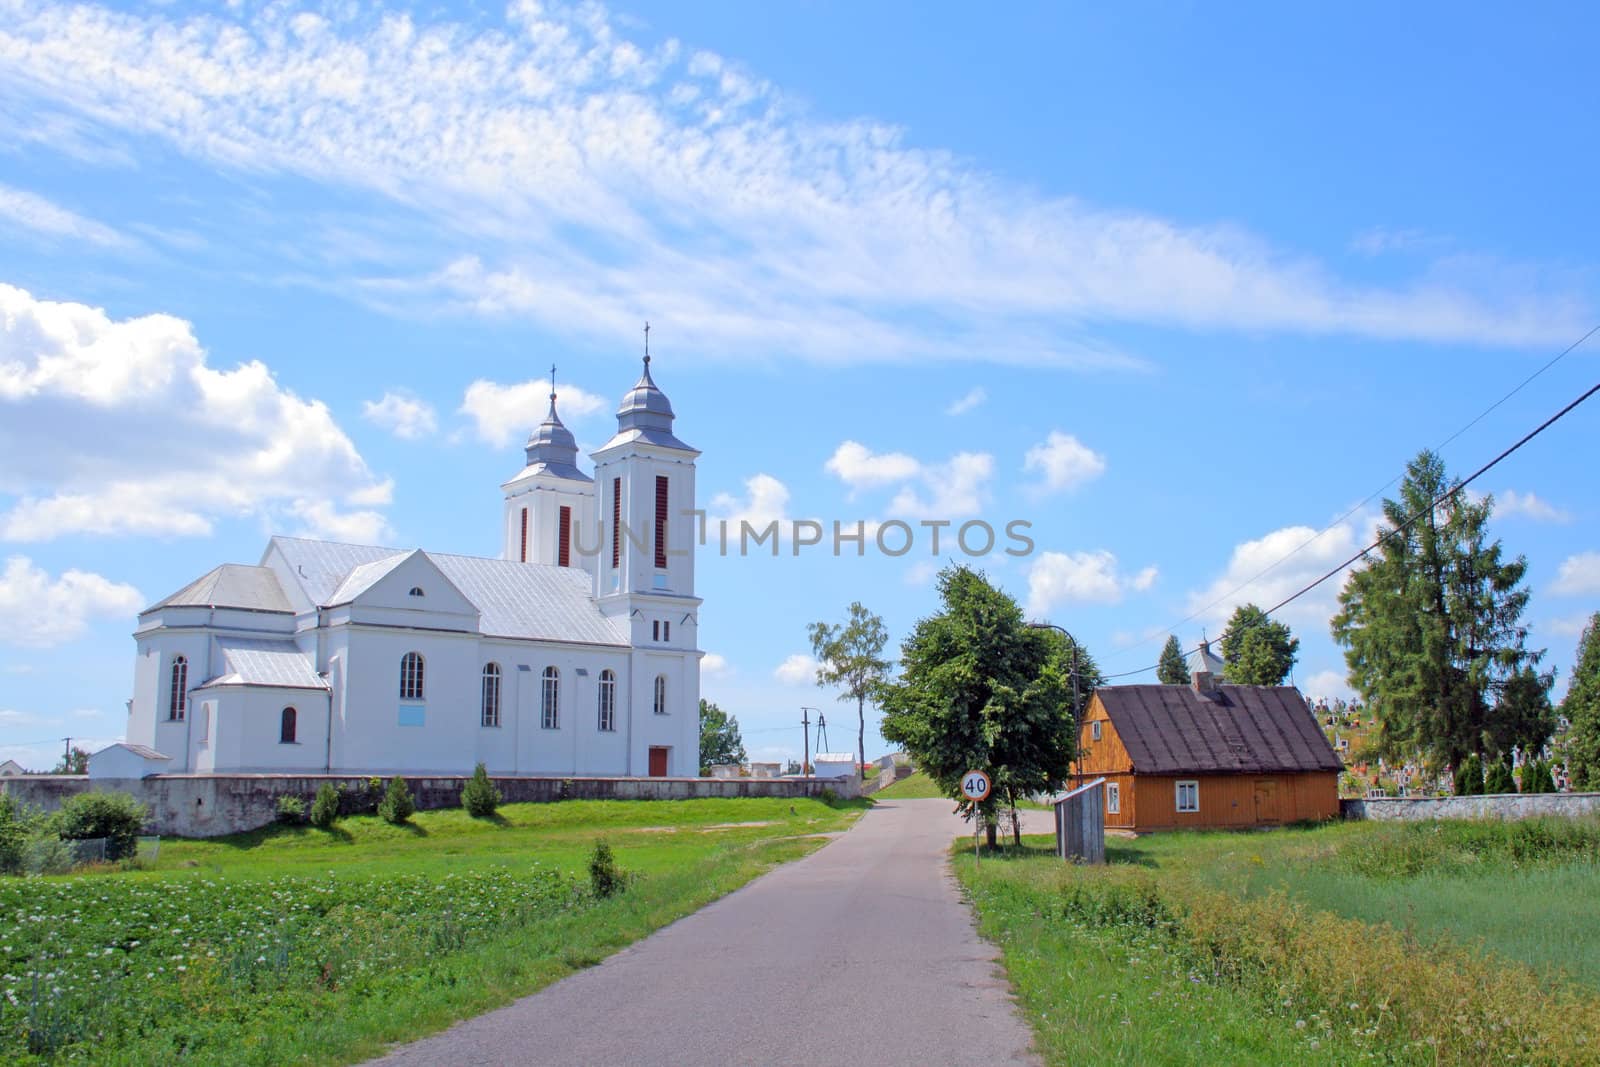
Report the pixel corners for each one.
[1453,753,1484,796]
[57,791,146,861]
[275,795,305,824]
[310,782,341,829]
[1484,759,1516,794]
[1523,759,1558,794]
[588,839,625,898]
[378,776,415,825]
[0,795,28,875]
[818,786,839,807]
[461,763,501,818]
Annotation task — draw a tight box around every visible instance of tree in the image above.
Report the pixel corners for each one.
[57,791,146,861]
[878,566,1086,847]
[378,775,415,824]
[1562,613,1600,790]
[51,747,89,775]
[461,762,501,817]
[1484,759,1515,795]
[1332,450,1538,773]
[808,602,891,773]
[310,782,341,829]
[1221,604,1299,686]
[1157,636,1190,685]
[698,699,747,774]
[1488,666,1556,764]
[1522,758,1557,795]
[1453,753,1484,796]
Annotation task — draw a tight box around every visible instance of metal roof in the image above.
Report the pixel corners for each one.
[265,537,401,606]
[1094,684,1343,776]
[97,743,171,761]
[601,356,696,454]
[326,552,414,606]
[199,638,329,690]
[145,564,293,614]
[519,394,592,482]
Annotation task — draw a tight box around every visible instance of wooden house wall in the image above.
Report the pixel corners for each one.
[1130,771,1339,831]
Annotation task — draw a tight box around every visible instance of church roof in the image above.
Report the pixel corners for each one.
[198,638,329,691]
[266,537,630,647]
[598,355,696,453]
[516,393,591,483]
[144,564,292,615]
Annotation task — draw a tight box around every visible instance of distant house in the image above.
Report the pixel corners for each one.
[88,743,173,780]
[811,753,857,780]
[1073,673,1343,832]
[0,759,26,777]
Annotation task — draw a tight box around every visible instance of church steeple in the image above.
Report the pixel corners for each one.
[501,362,594,569]
[520,364,587,481]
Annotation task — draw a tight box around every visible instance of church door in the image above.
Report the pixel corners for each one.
[648,746,669,777]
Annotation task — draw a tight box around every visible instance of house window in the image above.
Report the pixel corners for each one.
[280,707,297,744]
[482,663,502,727]
[558,505,572,567]
[598,669,616,732]
[400,652,425,700]
[654,475,669,569]
[1176,780,1199,813]
[1091,720,1102,742]
[408,586,425,598]
[168,656,188,721]
[653,674,667,716]
[611,477,622,568]
[1106,781,1120,814]
[542,666,560,729]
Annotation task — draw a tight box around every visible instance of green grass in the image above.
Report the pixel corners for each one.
[2,796,864,1064]
[870,770,944,799]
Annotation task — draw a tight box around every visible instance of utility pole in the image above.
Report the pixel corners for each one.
[800,707,818,776]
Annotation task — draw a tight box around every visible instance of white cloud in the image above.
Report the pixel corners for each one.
[945,387,987,416]
[1184,517,1373,632]
[1544,614,1594,639]
[1023,431,1107,495]
[1496,489,1570,523]
[824,441,921,491]
[0,5,1581,365]
[701,652,728,676]
[904,559,939,587]
[1302,669,1354,702]
[1553,552,1600,597]
[0,283,392,541]
[362,391,437,440]
[774,653,819,686]
[0,708,43,727]
[1025,550,1156,616]
[1131,565,1159,592]
[710,473,791,530]
[0,183,127,247]
[888,452,994,519]
[459,379,606,448]
[0,556,142,647]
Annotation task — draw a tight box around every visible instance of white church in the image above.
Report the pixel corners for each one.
[102,355,703,779]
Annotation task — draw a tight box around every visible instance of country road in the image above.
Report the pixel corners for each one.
[370,797,1048,1066]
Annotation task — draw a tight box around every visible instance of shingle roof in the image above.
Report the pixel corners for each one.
[145,564,292,614]
[1095,684,1343,775]
[198,638,329,691]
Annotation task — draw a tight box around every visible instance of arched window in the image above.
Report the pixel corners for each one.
[482,663,502,728]
[168,656,188,721]
[280,707,297,744]
[598,669,616,732]
[408,586,425,598]
[400,652,425,700]
[541,666,560,729]
[653,674,667,716]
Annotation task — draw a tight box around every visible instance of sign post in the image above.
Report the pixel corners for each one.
[961,769,992,864]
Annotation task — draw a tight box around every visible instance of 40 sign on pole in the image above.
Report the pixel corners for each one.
[963,769,991,863]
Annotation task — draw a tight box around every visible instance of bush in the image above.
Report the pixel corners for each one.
[1453,753,1484,796]
[275,795,305,824]
[461,763,501,818]
[378,776,415,825]
[1523,759,1558,794]
[0,795,28,874]
[1484,759,1516,794]
[57,791,147,861]
[818,787,839,807]
[310,782,341,829]
[588,839,625,898]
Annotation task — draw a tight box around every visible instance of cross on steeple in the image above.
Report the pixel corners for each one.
[643,321,651,366]
[549,363,557,402]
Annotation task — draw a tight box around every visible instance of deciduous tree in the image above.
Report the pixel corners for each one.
[1157,635,1190,685]
[1562,613,1600,790]
[698,699,747,774]
[808,602,891,774]
[1221,604,1299,686]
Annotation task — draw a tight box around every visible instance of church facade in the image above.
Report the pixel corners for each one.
[111,357,703,779]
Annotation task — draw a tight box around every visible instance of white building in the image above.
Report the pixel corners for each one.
[113,357,703,778]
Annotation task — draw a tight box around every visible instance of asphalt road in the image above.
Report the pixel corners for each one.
[370,797,1045,1066]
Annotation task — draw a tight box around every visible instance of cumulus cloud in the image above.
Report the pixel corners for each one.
[945,387,987,416]
[459,378,606,448]
[362,391,437,440]
[1025,550,1156,616]
[1495,489,1570,523]
[888,453,994,519]
[0,283,392,542]
[0,182,127,247]
[1185,518,1371,632]
[1302,669,1354,702]
[701,652,728,676]
[0,556,142,647]
[824,441,921,492]
[1553,552,1600,597]
[1023,431,1107,495]
[0,4,1581,366]
[774,653,819,686]
[1543,614,1594,639]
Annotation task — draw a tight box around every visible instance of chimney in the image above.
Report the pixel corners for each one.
[1192,670,1218,699]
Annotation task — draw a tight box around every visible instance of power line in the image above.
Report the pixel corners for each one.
[1101,375,1600,681]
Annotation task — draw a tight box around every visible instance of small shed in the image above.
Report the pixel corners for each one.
[811,752,857,779]
[1053,777,1107,863]
[0,759,25,777]
[88,743,172,780]
[748,762,781,779]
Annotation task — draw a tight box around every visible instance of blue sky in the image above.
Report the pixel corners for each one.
[1,0,1597,770]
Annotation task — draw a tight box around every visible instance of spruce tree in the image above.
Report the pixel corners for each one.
[378,775,415,824]
[1221,604,1299,686]
[1453,753,1484,796]
[1484,759,1515,794]
[1157,635,1191,685]
[1562,613,1600,790]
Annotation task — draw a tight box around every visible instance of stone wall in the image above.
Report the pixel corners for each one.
[1342,791,1600,822]
[1,772,861,839]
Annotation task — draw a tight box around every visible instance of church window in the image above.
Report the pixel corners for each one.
[542,666,560,729]
[168,656,188,721]
[280,707,297,744]
[558,506,572,567]
[663,620,670,642]
[611,478,622,568]
[520,507,529,563]
[408,587,425,598]
[654,475,669,569]
[653,674,667,716]
[652,620,660,641]
[481,663,502,727]
[400,652,425,700]
[598,669,616,732]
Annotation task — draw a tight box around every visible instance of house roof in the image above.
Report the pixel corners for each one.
[1094,684,1343,775]
[197,638,329,691]
[96,743,171,761]
[265,536,630,647]
[145,564,293,614]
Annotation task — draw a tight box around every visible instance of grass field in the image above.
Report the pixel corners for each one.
[870,770,944,799]
[2,796,865,1065]
[958,818,1600,1065]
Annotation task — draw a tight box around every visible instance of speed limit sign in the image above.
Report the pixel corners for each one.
[961,770,991,802]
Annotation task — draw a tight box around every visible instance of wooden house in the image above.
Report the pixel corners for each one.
[1072,673,1342,832]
